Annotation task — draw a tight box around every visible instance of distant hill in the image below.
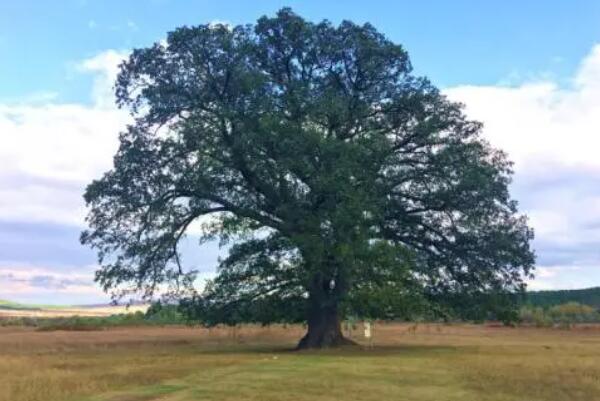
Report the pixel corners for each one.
[526,287,600,308]
[0,299,146,310]
[0,299,148,318]
[0,299,42,311]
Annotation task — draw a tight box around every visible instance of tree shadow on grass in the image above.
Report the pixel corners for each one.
[195,342,459,357]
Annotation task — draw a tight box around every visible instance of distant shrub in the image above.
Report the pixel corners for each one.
[37,317,104,331]
[548,302,599,326]
[0,317,40,327]
[36,312,149,331]
[519,302,600,328]
[519,306,552,327]
[145,301,187,324]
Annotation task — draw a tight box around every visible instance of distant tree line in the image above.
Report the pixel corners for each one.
[0,303,187,330]
[524,287,600,309]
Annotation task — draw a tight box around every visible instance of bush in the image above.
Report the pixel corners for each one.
[145,301,187,324]
[519,302,600,328]
[519,306,552,327]
[36,312,149,331]
[548,302,599,326]
[0,317,40,327]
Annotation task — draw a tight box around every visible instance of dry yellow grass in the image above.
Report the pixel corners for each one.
[1,323,600,401]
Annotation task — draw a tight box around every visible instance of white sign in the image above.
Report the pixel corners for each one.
[364,321,372,338]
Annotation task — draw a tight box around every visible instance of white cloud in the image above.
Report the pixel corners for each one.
[0,50,130,225]
[446,44,600,290]
[446,44,600,170]
[77,49,128,109]
[0,263,105,304]
[525,264,600,291]
[0,91,59,104]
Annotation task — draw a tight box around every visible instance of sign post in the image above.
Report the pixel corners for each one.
[364,321,373,349]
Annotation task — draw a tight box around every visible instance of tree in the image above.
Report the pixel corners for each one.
[82,8,535,349]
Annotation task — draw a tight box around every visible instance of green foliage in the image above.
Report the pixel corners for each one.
[518,306,553,327]
[81,8,534,329]
[35,313,148,331]
[520,288,600,327]
[519,302,600,327]
[526,287,600,308]
[548,302,598,325]
[0,306,188,330]
[433,291,524,324]
[0,313,147,331]
[144,301,187,324]
[0,317,40,327]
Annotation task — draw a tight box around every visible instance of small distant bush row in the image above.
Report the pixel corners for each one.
[0,302,188,331]
[519,302,600,328]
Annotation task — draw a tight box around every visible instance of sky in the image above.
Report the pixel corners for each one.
[1,0,600,304]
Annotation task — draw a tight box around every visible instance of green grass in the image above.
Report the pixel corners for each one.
[85,347,599,401]
[1,324,600,401]
[125,348,473,401]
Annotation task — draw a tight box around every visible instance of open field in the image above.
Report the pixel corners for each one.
[1,323,600,401]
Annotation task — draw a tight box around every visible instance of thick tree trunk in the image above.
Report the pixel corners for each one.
[297,306,354,349]
[296,276,355,349]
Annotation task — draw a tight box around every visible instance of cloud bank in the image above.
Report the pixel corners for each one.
[0,51,130,303]
[445,44,600,290]
[0,50,130,226]
[0,264,103,304]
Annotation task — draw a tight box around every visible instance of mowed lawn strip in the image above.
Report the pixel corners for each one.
[1,324,600,401]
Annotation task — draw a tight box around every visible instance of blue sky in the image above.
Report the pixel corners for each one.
[2,0,600,304]
[1,1,600,100]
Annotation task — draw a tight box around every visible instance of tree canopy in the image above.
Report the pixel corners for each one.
[82,8,535,348]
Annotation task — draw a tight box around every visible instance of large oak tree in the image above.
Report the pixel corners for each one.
[82,9,535,349]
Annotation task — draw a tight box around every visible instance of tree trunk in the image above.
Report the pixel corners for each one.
[296,277,355,349]
[297,306,354,349]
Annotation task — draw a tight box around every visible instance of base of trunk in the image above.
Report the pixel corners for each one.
[296,333,356,350]
[296,319,357,350]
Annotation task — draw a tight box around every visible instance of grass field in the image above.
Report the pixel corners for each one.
[1,323,599,401]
